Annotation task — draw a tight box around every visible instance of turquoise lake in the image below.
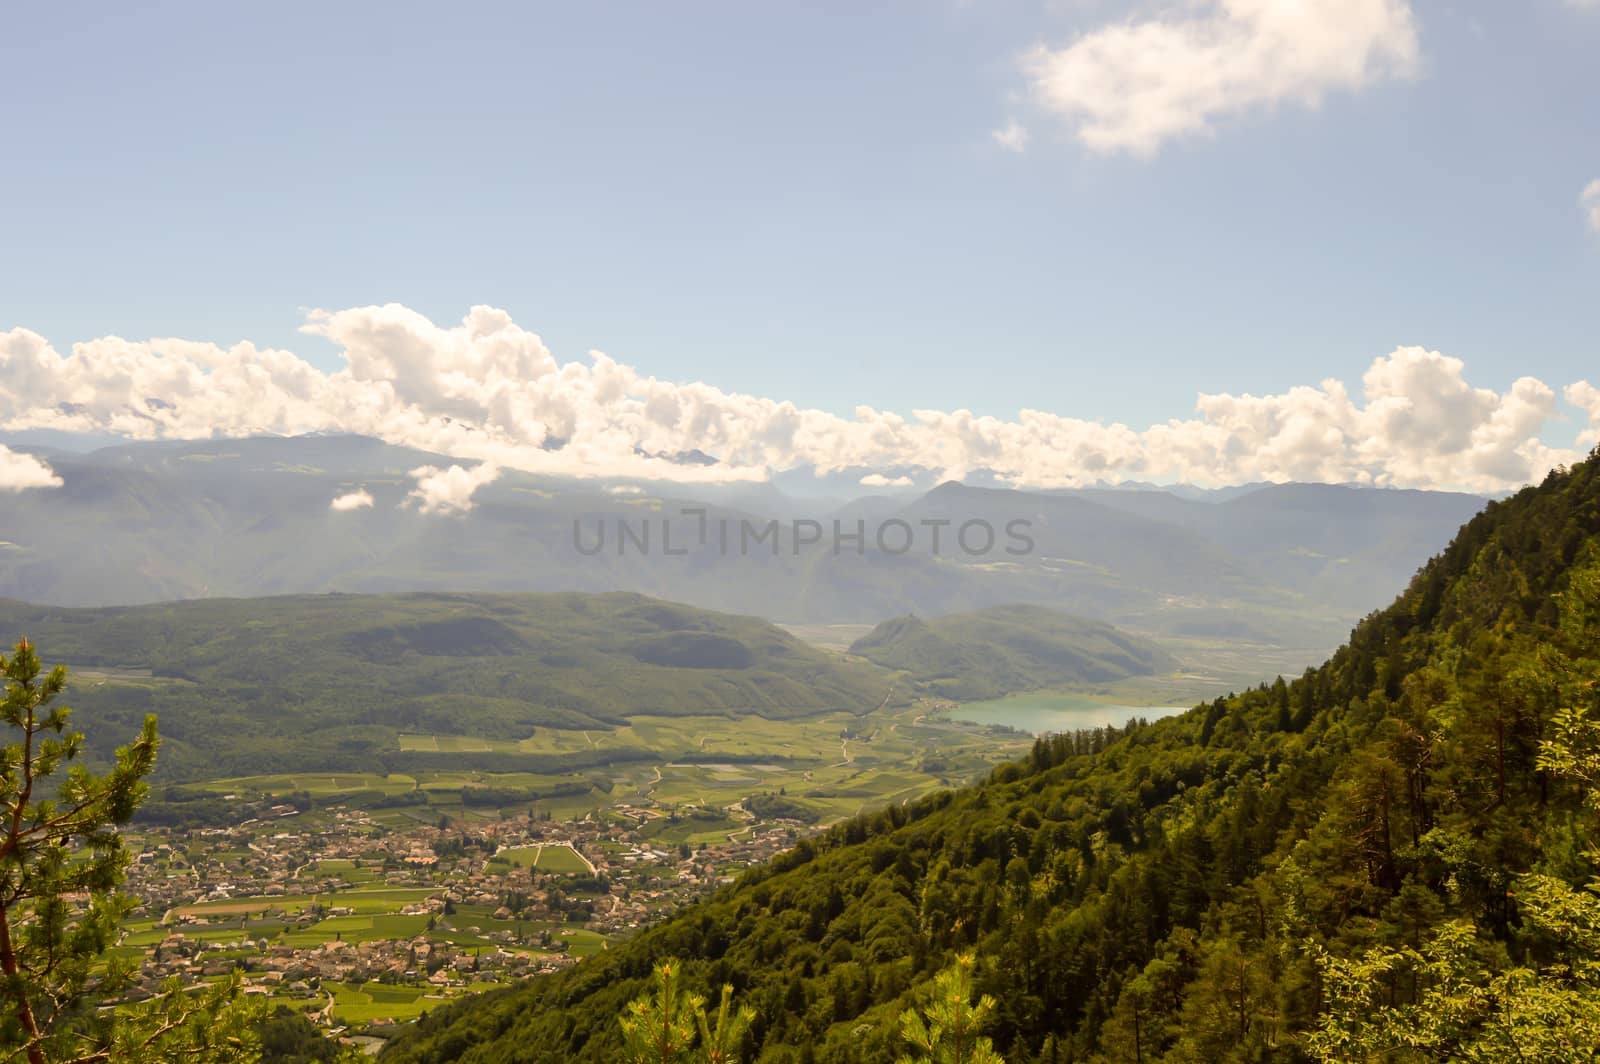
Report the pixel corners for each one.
[950,693,1187,735]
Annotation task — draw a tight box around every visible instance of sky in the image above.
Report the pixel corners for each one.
[1,0,1598,496]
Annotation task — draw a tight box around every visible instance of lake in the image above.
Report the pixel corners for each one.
[950,693,1188,735]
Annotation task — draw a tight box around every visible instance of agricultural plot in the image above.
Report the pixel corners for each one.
[173,887,435,921]
[280,913,432,948]
[198,773,418,798]
[324,982,456,1026]
[300,859,380,886]
[534,844,593,874]
[398,734,501,754]
[488,843,594,875]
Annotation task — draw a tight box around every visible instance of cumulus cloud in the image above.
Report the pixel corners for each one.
[1020,0,1421,156]
[0,306,1595,494]
[405,462,501,515]
[0,446,63,491]
[1583,179,1600,233]
[1569,382,1600,448]
[992,120,1029,153]
[329,488,374,511]
[860,473,915,488]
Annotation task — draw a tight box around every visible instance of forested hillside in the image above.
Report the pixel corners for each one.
[381,452,1600,1062]
[849,605,1175,701]
[0,591,887,780]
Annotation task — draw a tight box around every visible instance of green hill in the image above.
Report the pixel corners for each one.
[0,591,889,780]
[380,453,1600,1063]
[848,604,1175,700]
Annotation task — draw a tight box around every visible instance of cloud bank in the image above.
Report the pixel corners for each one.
[1020,0,1421,156]
[0,445,63,492]
[0,304,1596,495]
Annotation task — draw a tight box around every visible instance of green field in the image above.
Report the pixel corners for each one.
[200,773,418,797]
[489,843,593,875]
[281,913,432,947]
[324,981,466,1025]
[173,888,435,921]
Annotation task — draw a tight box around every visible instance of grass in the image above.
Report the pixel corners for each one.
[280,913,431,947]
[534,845,591,874]
[559,928,609,958]
[324,981,458,1025]
[199,773,418,798]
[173,888,435,920]
[487,843,594,875]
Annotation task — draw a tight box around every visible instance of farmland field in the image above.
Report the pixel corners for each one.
[198,773,418,797]
[194,699,1033,830]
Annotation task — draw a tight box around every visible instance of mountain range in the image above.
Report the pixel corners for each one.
[0,435,1485,655]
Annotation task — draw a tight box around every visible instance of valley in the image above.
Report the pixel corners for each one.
[0,440,1556,1062]
[109,696,1035,1040]
[8,16,1595,1062]
[0,555,1364,1057]
[81,596,1319,1047]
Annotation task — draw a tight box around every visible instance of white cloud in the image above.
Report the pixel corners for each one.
[0,306,1595,494]
[1568,381,1600,448]
[606,484,645,495]
[1582,179,1600,233]
[405,462,500,515]
[329,488,374,511]
[1020,0,1421,156]
[860,473,915,488]
[0,446,62,491]
[992,120,1030,153]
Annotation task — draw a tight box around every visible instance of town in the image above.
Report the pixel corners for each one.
[118,793,818,1043]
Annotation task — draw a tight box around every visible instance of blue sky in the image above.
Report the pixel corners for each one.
[1,1,1598,492]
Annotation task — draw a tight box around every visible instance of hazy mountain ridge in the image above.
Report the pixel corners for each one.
[0,435,1483,648]
[848,604,1176,701]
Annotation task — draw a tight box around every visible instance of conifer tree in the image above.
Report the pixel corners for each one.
[0,638,262,1064]
[895,953,1005,1064]
[695,982,754,1064]
[620,960,754,1064]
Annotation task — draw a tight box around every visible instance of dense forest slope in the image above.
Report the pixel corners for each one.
[0,592,887,780]
[382,453,1600,1063]
[848,605,1175,700]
